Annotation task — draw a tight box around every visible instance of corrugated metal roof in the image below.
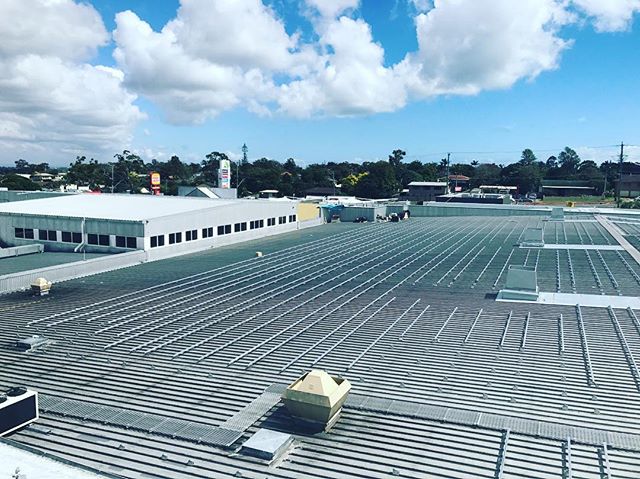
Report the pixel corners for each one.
[2,217,640,477]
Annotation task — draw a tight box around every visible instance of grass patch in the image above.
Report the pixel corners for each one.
[539,195,613,205]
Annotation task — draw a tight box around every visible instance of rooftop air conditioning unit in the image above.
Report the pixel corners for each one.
[0,387,39,436]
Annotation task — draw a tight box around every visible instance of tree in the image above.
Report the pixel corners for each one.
[557,147,581,176]
[388,149,406,169]
[66,156,108,189]
[201,151,229,185]
[354,161,399,199]
[0,174,41,191]
[112,150,146,192]
[520,149,537,166]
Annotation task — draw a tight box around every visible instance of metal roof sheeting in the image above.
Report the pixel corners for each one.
[2,218,640,477]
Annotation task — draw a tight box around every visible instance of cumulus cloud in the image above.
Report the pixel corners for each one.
[278,17,406,116]
[400,0,572,96]
[113,0,301,123]
[0,0,143,163]
[112,0,601,121]
[571,0,640,32]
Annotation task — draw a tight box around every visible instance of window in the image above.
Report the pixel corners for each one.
[126,237,137,248]
[88,233,98,245]
[116,236,126,248]
[267,218,276,227]
[217,225,232,235]
[240,222,247,231]
[99,234,109,246]
[234,223,242,232]
[249,221,255,230]
[61,231,81,243]
[39,230,57,241]
[151,235,165,248]
[61,231,72,243]
[15,228,33,239]
[202,227,214,238]
[186,230,198,241]
[289,214,297,222]
[169,232,182,244]
[72,232,82,243]
[259,220,264,228]
[279,216,286,224]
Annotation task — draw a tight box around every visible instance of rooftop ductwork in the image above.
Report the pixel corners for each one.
[282,370,351,432]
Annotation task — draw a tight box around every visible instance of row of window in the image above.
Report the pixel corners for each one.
[15,214,298,250]
[15,227,138,249]
[148,215,296,248]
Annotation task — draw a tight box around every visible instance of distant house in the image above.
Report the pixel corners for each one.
[405,181,448,203]
[617,175,640,198]
[447,174,470,192]
[540,180,595,198]
[30,172,55,183]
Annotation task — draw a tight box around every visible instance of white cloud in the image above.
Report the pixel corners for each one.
[571,0,640,32]
[576,145,640,164]
[400,0,572,97]
[109,0,635,124]
[278,17,406,116]
[113,1,297,124]
[0,0,143,163]
[0,0,108,61]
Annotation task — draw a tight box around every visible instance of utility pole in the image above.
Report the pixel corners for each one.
[617,142,624,208]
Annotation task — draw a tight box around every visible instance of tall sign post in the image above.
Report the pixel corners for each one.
[218,159,231,189]
[150,172,161,195]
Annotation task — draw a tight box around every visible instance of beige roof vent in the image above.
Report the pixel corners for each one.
[282,370,351,431]
[30,278,52,296]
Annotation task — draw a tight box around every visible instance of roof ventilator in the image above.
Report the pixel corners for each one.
[30,277,52,296]
[497,266,539,301]
[282,369,351,432]
[16,335,48,351]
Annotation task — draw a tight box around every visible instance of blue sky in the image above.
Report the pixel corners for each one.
[1,0,638,167]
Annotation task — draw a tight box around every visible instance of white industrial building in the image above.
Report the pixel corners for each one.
[0,194,305,257]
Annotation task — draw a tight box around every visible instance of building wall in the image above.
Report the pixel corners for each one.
[0,199,301,255]
[339,206,386,222]
[0,213,143,252]
[407,186,448,202]
[296,202,321,222]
